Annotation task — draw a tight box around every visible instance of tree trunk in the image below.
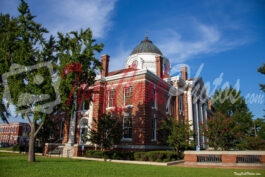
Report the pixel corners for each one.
[28,121,36,162]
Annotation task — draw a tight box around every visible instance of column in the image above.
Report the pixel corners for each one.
[203,104,208,149]
[67,111,76,145]
[198,102,203,148]
[196,102,200,147]
[187,88,193,130]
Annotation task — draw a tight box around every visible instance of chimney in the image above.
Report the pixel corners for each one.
[156,55,163,78]
[208,100,212,111]
[101,54,110,77]
[181,66,188,80]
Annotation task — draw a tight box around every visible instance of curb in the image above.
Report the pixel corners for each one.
[72,156,184,166]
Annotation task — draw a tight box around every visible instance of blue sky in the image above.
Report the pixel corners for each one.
[1,0,265,119]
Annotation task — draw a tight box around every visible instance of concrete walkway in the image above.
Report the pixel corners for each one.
[72,156,184,166]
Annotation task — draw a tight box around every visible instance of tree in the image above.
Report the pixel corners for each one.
[206,87,253,150]
[258,63,265,93]
[203,112,238,150]
[57,28,103,111]
[212,87,253,135]
[257,63,265,121]
[0,0,59,162]
[0,13,18,123]
[253,118,265,140]
[1,0,104,161]
[159,117,195,152]
[88,114,122,150]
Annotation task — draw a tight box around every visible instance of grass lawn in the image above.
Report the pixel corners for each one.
[0,152,264,177]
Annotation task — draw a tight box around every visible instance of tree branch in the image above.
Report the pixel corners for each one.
[25,113,32,125]
[34,120,45,138]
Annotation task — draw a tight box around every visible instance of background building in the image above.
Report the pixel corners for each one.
[0,122,30,146]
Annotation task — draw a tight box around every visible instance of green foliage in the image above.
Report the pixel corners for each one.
[258,63,265,93]
[255,118,265,139]
[85,150,183,162]
[0,0,104,162]
[208,87,254,150]
[203,112,239,150]
[134,151,183,162]
[159,117,195,152]
[88,114,122,150]
[0,0,57,162]
[237,136,265,150]
[57,28,103,112]
[85,150,134,160]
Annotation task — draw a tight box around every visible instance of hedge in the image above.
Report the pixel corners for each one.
[134,151,183,162]
[85,150,134,160]
[85,150,183,162]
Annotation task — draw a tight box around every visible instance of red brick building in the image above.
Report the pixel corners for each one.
[49,37,210,156]
[0,122,30,146]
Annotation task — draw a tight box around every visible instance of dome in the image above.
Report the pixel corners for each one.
[130,37,163,55]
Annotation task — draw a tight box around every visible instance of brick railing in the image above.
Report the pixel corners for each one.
[184,151,265,165]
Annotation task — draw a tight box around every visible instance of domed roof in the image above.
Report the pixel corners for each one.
[130,37,163,55]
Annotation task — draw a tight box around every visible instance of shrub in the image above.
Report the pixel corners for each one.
[85,150,134,160]
[85,150,183,162]
[134,151,183,162]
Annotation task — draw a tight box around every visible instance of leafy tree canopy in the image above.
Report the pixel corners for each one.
[0,0,103,162]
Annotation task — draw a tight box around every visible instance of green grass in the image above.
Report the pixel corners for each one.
[0,147,13,151]
[0,152,264,177]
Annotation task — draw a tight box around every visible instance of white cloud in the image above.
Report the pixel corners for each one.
[155,22,248,64]
[0,0,117,38]
[108,45,131,71]
[107,20,249,72]
[47,0,117,38]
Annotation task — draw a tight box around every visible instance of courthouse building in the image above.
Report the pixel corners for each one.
[46,37,211,156]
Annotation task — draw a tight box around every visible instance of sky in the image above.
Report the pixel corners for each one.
[0,0,265,121]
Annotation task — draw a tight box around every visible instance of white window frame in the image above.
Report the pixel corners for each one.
[152,84,157,110]
[122,113,132,141]
[151,114,157,141]
[108,89,116,108]
[179,94,183,114]
[124,86,133,106]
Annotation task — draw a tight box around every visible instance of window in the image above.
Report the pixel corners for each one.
[153,87,157,109]
[79,118,88,143]
[83,100,90,110]
[108,89,116,107]
[152,114,157,141]
[123,114,132,139]
[124,86,133,105]
[179,95,183,112]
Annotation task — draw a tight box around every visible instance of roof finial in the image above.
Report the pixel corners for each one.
[145,31,149,40]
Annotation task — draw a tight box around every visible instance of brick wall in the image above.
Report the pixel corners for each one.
[184,151,265,165]
[222,154,237,163]
[184,154,197,162]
